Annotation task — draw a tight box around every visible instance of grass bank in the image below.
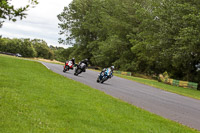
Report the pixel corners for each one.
[0,55,199,132]
[115,74,200,100]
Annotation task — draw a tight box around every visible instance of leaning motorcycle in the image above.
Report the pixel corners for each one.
[63,60,73,72]
[74,63,86,76]
[97,69,112,83]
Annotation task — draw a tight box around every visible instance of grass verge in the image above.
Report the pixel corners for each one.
[115,74,200,100]
[0,55,199,132]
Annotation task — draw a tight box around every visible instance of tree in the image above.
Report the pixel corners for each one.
[149,0,200,82]
[20,39,37,57]
[0,0,38,27]
[0,38,37,57]
[32,39,54,59]
[58,0,200,83]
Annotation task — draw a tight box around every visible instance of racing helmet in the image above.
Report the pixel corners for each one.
[111,66,114,70]
[85,58,88,62]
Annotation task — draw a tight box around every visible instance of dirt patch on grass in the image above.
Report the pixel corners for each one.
[32,58,65,65]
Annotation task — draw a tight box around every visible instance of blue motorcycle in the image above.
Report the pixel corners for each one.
[97,68,113,83]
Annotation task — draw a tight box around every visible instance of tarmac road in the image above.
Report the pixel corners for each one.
[41,62,200,130]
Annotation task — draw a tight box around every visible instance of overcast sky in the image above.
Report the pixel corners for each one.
[0,0,73,48]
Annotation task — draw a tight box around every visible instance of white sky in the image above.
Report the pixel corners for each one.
[0,0,73,48]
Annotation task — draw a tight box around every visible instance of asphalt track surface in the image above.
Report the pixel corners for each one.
[41,62,200,130]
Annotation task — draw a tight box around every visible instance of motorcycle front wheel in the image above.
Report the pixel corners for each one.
[97,77,100,83]
[101,76,108,83]
[63,67,67,72]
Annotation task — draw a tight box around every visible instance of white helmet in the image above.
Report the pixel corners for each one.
[111,66,114,70]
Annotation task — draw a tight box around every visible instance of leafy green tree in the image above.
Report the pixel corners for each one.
[32,39,54,59]
[148,0,200,81]
[0,38,36,57]
[20,39,37,57]
[0,38,9,52]
[0,0,38,27]
[58,0,200,83]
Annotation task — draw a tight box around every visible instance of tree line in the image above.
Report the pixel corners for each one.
[0,37,66,61]
[57,0,200,83]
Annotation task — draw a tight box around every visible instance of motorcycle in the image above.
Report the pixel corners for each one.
[63,60,74,72]
[74,62,86,76]
[97,68,112,83]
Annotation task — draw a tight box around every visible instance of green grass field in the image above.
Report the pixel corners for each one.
[115,74,200,100]
[0,55,199,133]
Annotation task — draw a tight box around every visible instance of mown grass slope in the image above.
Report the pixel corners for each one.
[0,55,199,133]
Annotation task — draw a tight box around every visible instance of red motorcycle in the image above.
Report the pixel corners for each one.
[63,60,74,72]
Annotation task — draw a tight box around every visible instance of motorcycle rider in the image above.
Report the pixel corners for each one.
[71,58,75,65]
[65,58,75,64]
[78,58,89,72]
[64,57,75,69]
[100,66,114,78]
[97,66,114,83]
[74,58,89,76]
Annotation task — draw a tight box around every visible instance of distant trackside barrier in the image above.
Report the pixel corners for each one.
[159,74,198,90]
[114,70,132,76]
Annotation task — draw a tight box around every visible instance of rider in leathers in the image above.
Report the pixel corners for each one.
[78,58,89,72]
[65,57,75,69]
[100,66,114,78]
